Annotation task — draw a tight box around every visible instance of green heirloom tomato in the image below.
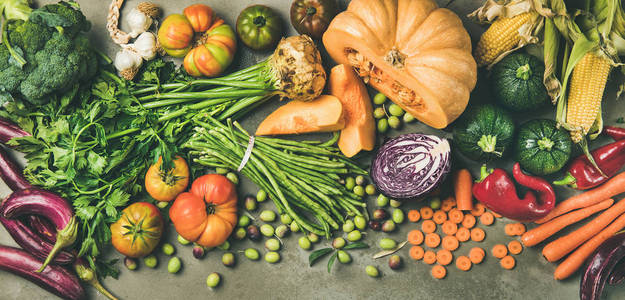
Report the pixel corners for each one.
[514,119,572,175]
[236,5,283,50]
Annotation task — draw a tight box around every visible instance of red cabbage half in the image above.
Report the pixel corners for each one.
[371,133,451,199]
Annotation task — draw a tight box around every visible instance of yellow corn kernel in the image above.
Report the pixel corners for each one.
[566,52,612,143]
[474,12,532,67]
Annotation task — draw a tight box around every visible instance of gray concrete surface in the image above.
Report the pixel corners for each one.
[1,0,624,299]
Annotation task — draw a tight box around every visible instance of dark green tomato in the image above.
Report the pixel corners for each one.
[452,104,515,162]
[290,0,338,39]
[491,53,549,112]
[515,119,572,175]
[236,5,283,50]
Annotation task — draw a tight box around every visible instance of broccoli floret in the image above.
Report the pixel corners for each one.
[33,2,90,37]
[7,19,53,54]
[73,34,98,81]
[0,45,27,93]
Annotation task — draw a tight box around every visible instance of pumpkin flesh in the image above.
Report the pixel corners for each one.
[322,0,477,129]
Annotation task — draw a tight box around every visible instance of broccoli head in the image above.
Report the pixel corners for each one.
[30,2,91,37]
[7,19,53,55]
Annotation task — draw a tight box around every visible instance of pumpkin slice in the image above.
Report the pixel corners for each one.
[329,64,376,157]
[322,0,477,129]
[255,95,345,136]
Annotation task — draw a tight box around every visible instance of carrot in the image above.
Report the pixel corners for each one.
[433,210,448,224]
[456,255,472,271]
[513,223,526,235]
[408,229,424,245]
[423,250,437,264]
[521,199,614,247]
[507,240,523,255]
[500,255,516,270]
[469,247,485,264]
[504,223,520,236]
[536,172,625,224]
[408,210,421,222]
[420,206,434,220]
[480,212,495,226]
[449,209,464,224]
[409,246,425,260]
[542,198,625,262]
[470,228,485,242]
[554,212,625,280]
[422,220,437,234]
[442,196,456,208]
[455,227,471,242]
[431,265,447,279]
[491,211,502,218]
[436,249,453,265]
[462,214,476,229]
[454,169,473,211]
[491,244,508,258]
[425,233,441,248]
[442,235,459,251]
[441,221,458,236]
[470,203,486,216]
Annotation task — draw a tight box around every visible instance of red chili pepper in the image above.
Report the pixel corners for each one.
[472,164,555,222]
[553,139,625,190]
[604,126,625,141]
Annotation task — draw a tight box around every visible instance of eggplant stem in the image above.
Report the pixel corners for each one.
[36,216,78,273]
[74,262,118,300]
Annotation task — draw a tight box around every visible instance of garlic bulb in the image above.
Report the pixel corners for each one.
[114,47,143,80]
[125,7,153,38]
[134,32,158,60]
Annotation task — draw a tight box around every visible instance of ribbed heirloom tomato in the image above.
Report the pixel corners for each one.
[110,202,164,258]
[144,156,189,202]
[169,174,238,248]
[157,4,236,77]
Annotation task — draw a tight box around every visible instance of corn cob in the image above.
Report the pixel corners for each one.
[566,52,612,143]
[474,12,533,67]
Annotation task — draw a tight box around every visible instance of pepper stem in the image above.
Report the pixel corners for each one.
[477,135,502,156]
[516,63,532,80]
[580,138,607,177]
[475,164,494,183]
[36,216,78,273]
[553,172,577,188]
[75,262,119,300]
[537,137,554,151]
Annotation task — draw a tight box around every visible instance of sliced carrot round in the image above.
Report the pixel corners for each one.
[448,209,464,224]
[436,249,453,265]
[420,206,434,220]
[407,229,424,245]
[409,246,425,260]
[500,255,516,270]
[408,210,421,223]
[421,220,437,234]
[441,221,458,236]
[469,247,485,264]
[455,227,471,242]
[508,240,523,255]
[491,244,508,258]
[441,197,456,212]
[456,255,472,271]
[470,203,486,216]
[470,228,485,242]
[513,223,526,235]
[442,235,459,251]
[423,250,437,264]
[462,214,476,228]
[431,265,447,279]
[504,223,516,236]
[425,233,441,248]
[480,212,494,226]
[433,210,448,224]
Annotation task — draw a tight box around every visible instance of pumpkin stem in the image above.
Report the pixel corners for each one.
[306,7,317,16]
[477,135,502,157]
[384,47,406,69]
[516,63,532,80]
[537,137,554,151]
[253,15,266,27]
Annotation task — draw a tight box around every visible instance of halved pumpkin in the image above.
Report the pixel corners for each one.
[322,0,477,129]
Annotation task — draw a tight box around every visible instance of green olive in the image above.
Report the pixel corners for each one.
[217,240,230,250]
[403,112,415,123]
[215,167,229,174]
[347,230,362,242]
[337,250,351,264]
[332,237,346,249]
[265,238,281,251]
[355,175,365,186]
[388,104,405,116]
[344,177,355,190]
[280,214,293,225]
[298,236,312,250]
[392,209,405,224]
[167,257,182,274]
[377,194,389,207]
[308,233,320,243]
[365,184,376,195]
[430,197,441,210]
[256,189,267,202]
[238,215,251,228]
[244,248,260,261]
[265,251,281,263]
[379,238,397,250]
[226,172,239,184]
[382,220,396,232]
[388,116,401,129]
[377,119,389,133]
[342,219,355,233]
[244,195,258,211]
[156,201,169,209]
[354,216,367,230]
[365,265,379,277]
[222,252,236,267]
[275,224,290,238]
[177,235,190,245]
[373,107,386,119]
[206,272,221,288]
[373,93,387,105]
[162,243,175,256]
[390,199,402,208]
[353,185,365,196]
[143,255,158,268]
[259,210,276,222]
[234,227,247,240]
[260,224,275,237]
[290,221,300,232]
[124,257,137,271]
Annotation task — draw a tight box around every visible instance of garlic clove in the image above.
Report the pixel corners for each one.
[134,32,158,60]
[126,7,153,38]
[114,47,143,80]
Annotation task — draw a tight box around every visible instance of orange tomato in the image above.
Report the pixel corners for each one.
[110,202,164,258]
[169,174,238,248]
[145,156,189,202]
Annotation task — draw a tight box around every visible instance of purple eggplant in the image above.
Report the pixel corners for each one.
[608,259,625,285]
[27,215,58,244]
[0,244,85,300]
[0,189,78,272]
[0,117,29,145]
[0,215,75,264]
[580,232,625,300]
[0,146,31,190]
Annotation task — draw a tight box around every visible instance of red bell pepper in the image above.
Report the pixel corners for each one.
[554,130,625,190]
[472,163,555,222]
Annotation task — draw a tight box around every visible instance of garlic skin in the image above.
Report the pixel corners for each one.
[114,47,143,80]
[125,7,153,38]
[134,32,157,60]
